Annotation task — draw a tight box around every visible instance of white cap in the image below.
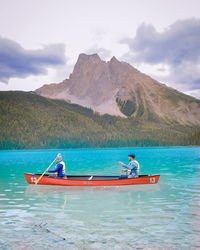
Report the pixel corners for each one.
[56,153,62,161]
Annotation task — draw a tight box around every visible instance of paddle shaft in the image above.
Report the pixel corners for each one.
[35,158,57,185]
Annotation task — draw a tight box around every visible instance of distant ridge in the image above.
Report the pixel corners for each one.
[36,53,200,125]
[0,91,199,149]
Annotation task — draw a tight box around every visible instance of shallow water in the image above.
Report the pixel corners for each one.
[0,147,200,249]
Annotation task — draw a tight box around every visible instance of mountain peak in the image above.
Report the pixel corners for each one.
[110,56,119,63]
[78,53,101,63]
[36,53,200,124]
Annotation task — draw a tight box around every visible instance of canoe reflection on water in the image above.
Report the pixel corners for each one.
[25,184,160,211]
[25,183,160,195]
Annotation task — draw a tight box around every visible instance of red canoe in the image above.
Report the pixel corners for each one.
[24,173,160,186]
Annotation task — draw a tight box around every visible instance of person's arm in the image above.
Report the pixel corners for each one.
[48,164,62,173]
[123,161,138,170]
[119,161,132,169]
[122,163,132,170]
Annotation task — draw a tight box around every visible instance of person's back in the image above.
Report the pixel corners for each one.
[55,160,66,177]
[48,153,66,177]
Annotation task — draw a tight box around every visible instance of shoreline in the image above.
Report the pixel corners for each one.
[0,145,199,152]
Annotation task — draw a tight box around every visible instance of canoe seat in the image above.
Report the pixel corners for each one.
[89,176,93,180]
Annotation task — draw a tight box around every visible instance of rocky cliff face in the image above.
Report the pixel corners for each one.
[36,53,200,125]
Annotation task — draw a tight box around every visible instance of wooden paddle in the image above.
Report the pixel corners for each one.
[35,158,57,185]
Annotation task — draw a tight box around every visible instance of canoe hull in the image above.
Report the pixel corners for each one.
[24,173,160,186]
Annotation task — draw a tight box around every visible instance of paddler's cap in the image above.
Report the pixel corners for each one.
[56,153,62,161]
[128,154,135,158]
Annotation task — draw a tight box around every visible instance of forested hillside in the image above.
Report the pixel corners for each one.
[0,91,199,149]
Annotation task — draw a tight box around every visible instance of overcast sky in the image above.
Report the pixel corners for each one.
[0,0,200,98]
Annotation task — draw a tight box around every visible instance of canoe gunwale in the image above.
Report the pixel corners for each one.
[24,173,154,181]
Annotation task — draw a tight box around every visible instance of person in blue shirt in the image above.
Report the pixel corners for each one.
[48,153,66,177]
[119,154,140,179]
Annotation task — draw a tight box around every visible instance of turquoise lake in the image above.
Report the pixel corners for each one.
[0,147,200,249]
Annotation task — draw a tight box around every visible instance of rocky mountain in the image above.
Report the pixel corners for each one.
[36,53,200,125]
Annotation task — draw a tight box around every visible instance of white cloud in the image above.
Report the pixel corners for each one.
[121,18,200,93]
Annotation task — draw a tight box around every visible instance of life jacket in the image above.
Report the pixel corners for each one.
[55,160,66,176]
[135,160,140,175]
[128,160,140,175]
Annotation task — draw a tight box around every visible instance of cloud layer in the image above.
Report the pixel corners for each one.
[121,18,200,91]
[0,36,66,83]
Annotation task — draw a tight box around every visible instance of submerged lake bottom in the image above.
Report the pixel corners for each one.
[0,147,200,249]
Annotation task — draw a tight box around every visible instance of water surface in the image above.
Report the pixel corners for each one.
[0,147,200,249]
